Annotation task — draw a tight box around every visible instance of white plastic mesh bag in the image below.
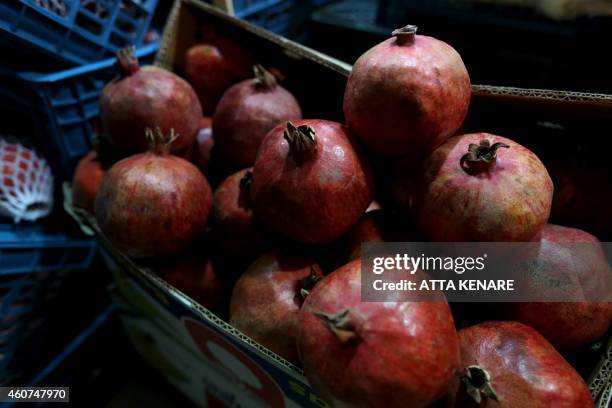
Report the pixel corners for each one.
[0,137,54,223]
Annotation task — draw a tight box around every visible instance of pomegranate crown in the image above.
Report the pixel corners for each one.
[313,309,361,344]
[461,365,500,404]
[145,127,179,154]
[284,122,317,154]
[392,25,418,45]
[460,139,510,170]
[252,65,277,90]
[116,45,140,76]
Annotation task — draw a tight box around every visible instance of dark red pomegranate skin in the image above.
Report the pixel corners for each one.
[213,67,302,167]
[229,252,322,363]
[194,116,214,174]
[454,322,593,408]
[95,151,212,258]
[343,26,470,157]
[251,120,374,244]
[501,224,612,349]
[100,50,202,155]
[341,209,421,265]
[213,168,267,264]
[298,259,460,408]
[156,249,220,311]
[413,133,553,242]
[72,150,105,212]
[185,40,253,114]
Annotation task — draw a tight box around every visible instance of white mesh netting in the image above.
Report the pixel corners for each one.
[0,137,53,223]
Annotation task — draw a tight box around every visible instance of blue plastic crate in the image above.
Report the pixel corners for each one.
[244,0,296,35]
[0,42,158,179]
[0,223,97,384]
[0,0,159,65]
[234,0,284,18]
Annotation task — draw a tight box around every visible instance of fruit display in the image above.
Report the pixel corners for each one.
[213,65,302,167]
[94,128,212,258]
[343,25,470,157]
[412,133,553,242]
[80,20,611,408]
[184,35,254,114]
[499,224,612,349]
[230,252,322,363]
[297,260,460,408]
[72,150,106,212]
[100,46,202,156]
[251,120,374,243]
[454,322,593,407]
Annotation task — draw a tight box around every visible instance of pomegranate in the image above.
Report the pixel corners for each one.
[213,65,302,167]
[100,46,202,156]
[229,252,322,363]
[454,321,593,407]
[548,160,612,240]
[213,168,268,264]
[500,224,612,349]
[95,129,212,258]
[156,249,220,311]
[251,120,374,243]
[343,25,470,157]
[297,259,459,408]
[194,117,214,174]
[412,133,553,241]
[72,150,105,212]
[341,209,420,265]
[185,38,253,114]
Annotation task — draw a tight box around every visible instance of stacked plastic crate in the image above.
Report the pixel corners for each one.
[233,0,296,35]
[0,0,159,385]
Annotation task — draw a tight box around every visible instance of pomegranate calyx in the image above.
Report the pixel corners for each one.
[145,127,179,155]
[392,25,418,45]
[461,365,500,404]
[116,45,140,76]
[284,122,317,155]
[252,65,277,90]
[313,309,360,344]
[460,139,509,170]
[298,267,322,302]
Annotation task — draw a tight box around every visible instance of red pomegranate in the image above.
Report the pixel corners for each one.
[548,160,612,241]
[297,259,459,408]
[185,38,253,114]
[95,129,212,258]
[213,65,302,167]
[194,117,214,174]
[454,322,593,407]
[213,168,267,264]
[341,209,420,265]
[100,46,202,156]
[501,224,612,349]
[72,150,105,212]
[343,25,470,157]
[156,249,220,311]
[251,120,374,243]
[412,133,553,241]
[230,252,322,363]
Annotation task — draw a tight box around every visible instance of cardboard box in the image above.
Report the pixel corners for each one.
[77,0,612,406]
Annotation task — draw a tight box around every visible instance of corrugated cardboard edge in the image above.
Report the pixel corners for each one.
[84,210,306,378]
[155,0,612,112]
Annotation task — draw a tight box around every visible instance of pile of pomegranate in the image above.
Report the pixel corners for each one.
[73,23,610,406]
